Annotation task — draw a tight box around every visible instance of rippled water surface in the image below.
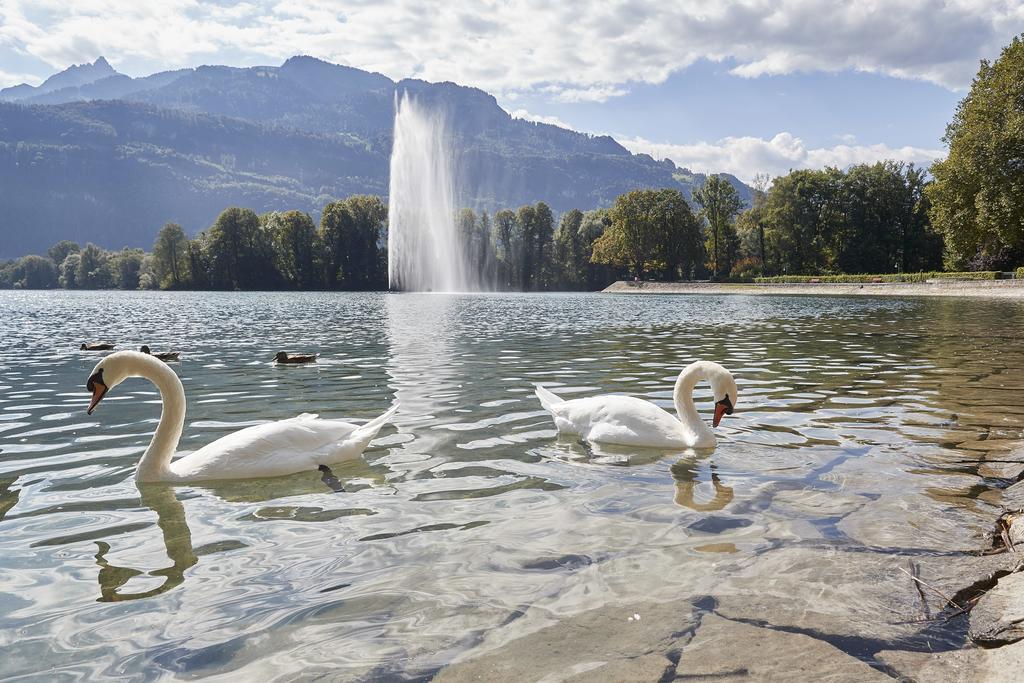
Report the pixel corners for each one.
[2,290,1024,679]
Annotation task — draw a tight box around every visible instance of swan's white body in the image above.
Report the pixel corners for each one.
[86,351,397,483]
[535,361,737,449]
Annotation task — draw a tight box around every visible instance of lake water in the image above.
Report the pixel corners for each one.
[2,290,1023,680]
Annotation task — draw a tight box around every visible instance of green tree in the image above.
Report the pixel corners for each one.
[138,254,160,290]
[47,240,80,266]
[59,253,80,289]
[694,175,744,279]
[515,204,537,288]
[753,164,942,276]
[656,189,705,279]
[760,169,839,275]
[76,243,113,289]
[3,255,58,289]
[835,162,940,274]
[206,207,276,290]
[320,195,387,290]
[456,208,480,285]
[492,209,519,289]
[592,189,702,279]
[108,248,145,289]
[184,235,212,289]
[735,174,770,276]
[510,202,555,290]
[477,210,495,285]
[578,209,616,289]
[152,223,189,289]
[553,208,585,288]
[928,35,1024,269]
[266,210,318,289]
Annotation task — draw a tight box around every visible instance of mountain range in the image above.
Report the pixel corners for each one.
[0,56,752,258]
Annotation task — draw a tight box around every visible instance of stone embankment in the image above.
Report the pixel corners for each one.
[603,279,1024,299]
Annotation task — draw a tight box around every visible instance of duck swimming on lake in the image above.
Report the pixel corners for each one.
[80,342,115,351]
[140,345,180,362]
[85,351,398,483]
[275,351,318,364]
[535,360,738,449]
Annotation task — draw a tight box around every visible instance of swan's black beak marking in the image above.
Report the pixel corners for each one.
[87,369,108,415]
[713,395,734,428]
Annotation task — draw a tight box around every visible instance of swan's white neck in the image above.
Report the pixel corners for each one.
[133,356,186,482]
[673,362,715,445]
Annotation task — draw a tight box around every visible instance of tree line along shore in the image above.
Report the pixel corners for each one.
[2,36,1022,293]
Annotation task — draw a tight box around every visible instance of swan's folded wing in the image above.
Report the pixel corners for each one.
[584,421,643,446]
[171,416,359,480]
[575,396,690,448]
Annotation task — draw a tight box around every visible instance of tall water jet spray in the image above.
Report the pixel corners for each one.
[387,92,476,292]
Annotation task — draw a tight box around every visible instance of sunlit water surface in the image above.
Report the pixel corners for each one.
[2,291,1024,679]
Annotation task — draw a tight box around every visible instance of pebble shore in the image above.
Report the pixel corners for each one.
[603,279,1024,298]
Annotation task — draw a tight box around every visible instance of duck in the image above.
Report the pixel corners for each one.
[535,360,737,449]
[85,351,398,483]
[140,345,180,362]
[275,351,319,364]
[80,342,115,351]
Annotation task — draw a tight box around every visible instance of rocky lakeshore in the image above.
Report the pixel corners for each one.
[603,280,1024,299]
[433,481,1024,682]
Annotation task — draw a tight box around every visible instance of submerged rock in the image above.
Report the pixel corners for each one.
[970,572,1024,645]
[837,494,983,550]
[713,546,1005,643]
[877,646,1004,682]
[676,613,889,681]
[978,460,1024,481]
[1001,481,1024,510]
[433,599,697,682]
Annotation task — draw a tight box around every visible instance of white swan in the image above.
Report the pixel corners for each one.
[535,360,737,449]
[85,351,398,483]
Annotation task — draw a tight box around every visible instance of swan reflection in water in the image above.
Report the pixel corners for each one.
[93,484,197,602]
[542,440,735,512]
[671,456,734,512]
[92,465,386,602]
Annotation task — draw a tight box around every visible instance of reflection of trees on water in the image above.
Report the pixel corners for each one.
[93,485,196,602]
[671,457,734,512]
[0,478,19,521]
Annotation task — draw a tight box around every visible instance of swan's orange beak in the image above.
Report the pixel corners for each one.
[713,396,734,428]
[87,370,108,415]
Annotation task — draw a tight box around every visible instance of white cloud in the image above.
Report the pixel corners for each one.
[542,84,630,103]
[618,132,945,183]
[510,109,572,129]
[0,0,1020,99]
[0,68,42,89]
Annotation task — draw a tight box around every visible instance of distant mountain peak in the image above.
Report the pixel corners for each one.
[0,55,119,102]
[282,55,330,67]
[44,56,117,83]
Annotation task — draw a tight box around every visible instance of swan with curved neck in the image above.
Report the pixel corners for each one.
[535,360,738,449]
[85,351,398,483]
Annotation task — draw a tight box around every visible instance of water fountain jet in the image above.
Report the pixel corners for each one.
[387,92,477,292]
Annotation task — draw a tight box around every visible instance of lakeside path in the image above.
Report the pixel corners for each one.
[603,279,1024,299]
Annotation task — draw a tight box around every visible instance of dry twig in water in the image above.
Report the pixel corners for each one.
[906,560,931,619]
[897,565,963,612]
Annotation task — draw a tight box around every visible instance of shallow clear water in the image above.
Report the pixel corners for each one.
[2,290,1024,679]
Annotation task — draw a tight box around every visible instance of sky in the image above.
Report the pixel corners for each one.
[0,0,1021,182]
